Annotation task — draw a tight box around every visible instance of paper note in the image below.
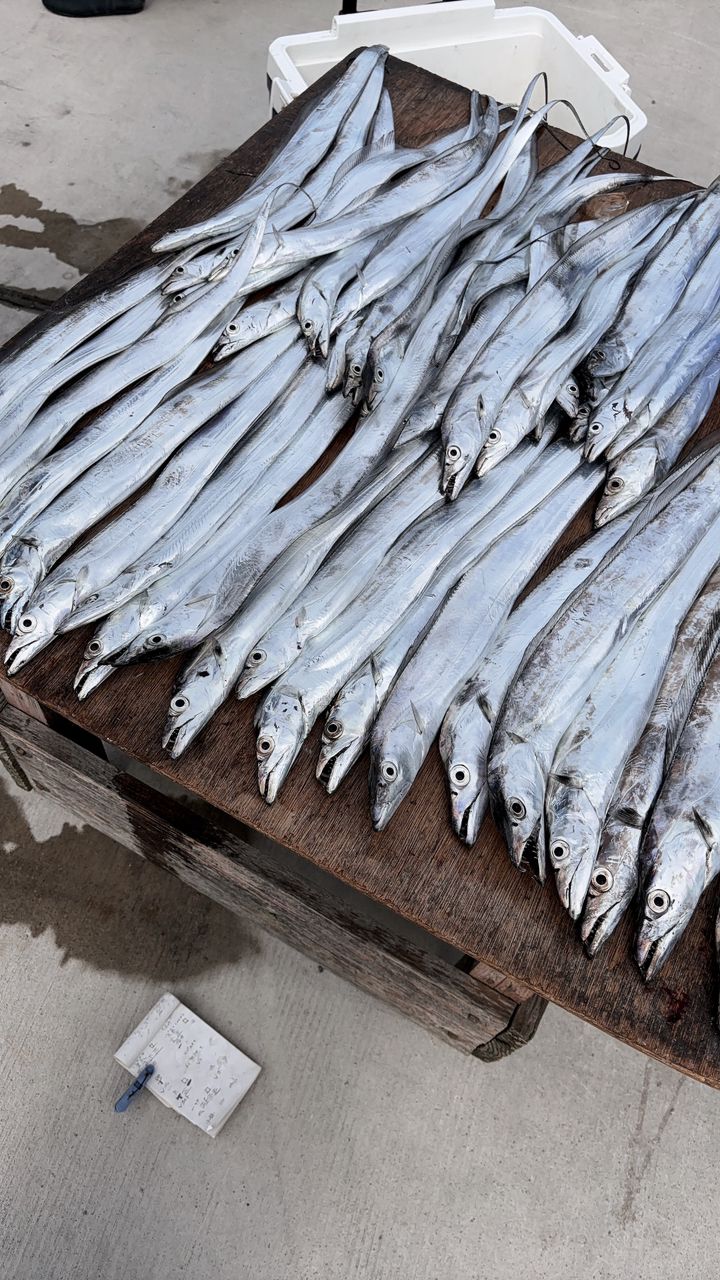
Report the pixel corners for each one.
[115,993,261,1137]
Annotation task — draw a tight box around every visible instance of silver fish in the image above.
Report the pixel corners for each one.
[212,273,304,357]
[0,309,291,632]
[594,360,720,524]
[546,511,720,918]
[0,290,167,469]
[72,376,356,698]
[236,446,444,698]
[161,437,431,757]
[487,443,720,879]
[151,47,386,253]
[119,250,497,664]
[0,260,170,426]
[369,448,602,830]
[441,192,680,498]
[297,231,381,358]
[585,233,720,460]
[636,648,720,980]
[255,432,559,803]
[4,341,310,666]
[439,508,640,844]
[582,567,720,955]
[587,179,720,379]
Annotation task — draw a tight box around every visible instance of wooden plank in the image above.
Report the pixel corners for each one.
[2,54,717,1087]
[0,703,522,1055]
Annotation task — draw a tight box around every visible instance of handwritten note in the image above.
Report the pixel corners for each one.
[115,993,261,1137]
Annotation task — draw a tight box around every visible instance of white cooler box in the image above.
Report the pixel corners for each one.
[267,0,646,152]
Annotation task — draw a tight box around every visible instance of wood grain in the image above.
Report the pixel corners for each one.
[2,55,718,1086]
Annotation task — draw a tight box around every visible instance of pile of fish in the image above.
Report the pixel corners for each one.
[2,47,720,985]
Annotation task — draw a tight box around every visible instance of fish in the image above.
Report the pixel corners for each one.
[0,259,170,429]
[487,443,720,879]
[545,510,720,918]
[582,567,720,955]
[0,289,167,469]
[585,233,720,460]
[151,47,387,253]
[236,446,444,698]
[297,231,381,358]
[440,190,682,498]
[587,179,720,379]
[255,432,564,803]
[594,359,720,524]
[636,647,720,980]
[0,312,291,629]
[439,507,641,845]
[161,437,431,757]
[3,340,310,666]
[212,273,304,357]
[369,448,602,830]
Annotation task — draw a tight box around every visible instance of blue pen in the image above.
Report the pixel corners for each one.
[115,1063,155,1113]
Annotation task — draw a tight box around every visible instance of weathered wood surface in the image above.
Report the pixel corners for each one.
[0,702,540,1055]
[2,55,719,1086]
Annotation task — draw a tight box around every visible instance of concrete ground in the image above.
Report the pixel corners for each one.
[1,1,719,1276]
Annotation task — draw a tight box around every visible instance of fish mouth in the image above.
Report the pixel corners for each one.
[74,660,114,700]
[258,752,289,805]
[315,738,358,793]
[581,899,624,957]
[452,789,487,845]
[636,924,681,981]
[3,630,51,675]
[162,719,199,758]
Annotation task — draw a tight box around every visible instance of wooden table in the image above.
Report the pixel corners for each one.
[2,54,718,1082]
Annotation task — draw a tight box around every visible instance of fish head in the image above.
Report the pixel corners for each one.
[594,446,657,527]
[585,335,625,379]
[255,686,308,803]
[555,375,581,419]
[3,580,76,675]
[366,337,402,408]
[546,780,602,918]
[475,425,512,476]
[439,689,490,844]
[236,619,298,700]
[316,666,377,794]
[369,714,426,832]
[163,645,227,758]
[0,548,44,632]
[114,596,212,665]
[583,400,624,462]
[580,820,642,955]
[441,408,480,500]
[297,282,330,358]
[636,817,709,980]
[487,738,547,879]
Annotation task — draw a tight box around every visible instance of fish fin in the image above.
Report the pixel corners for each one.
[332,144,373,187]
[693,807,717,856]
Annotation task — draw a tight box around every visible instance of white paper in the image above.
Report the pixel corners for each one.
[115,993,261,1137]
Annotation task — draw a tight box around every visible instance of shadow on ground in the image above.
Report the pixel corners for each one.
[0,775,252,978]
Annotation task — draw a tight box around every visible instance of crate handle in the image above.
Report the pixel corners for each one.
[339,0,455,11]
[577,35,630,89]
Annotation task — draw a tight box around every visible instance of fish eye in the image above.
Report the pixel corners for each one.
[0,576,14,595]
[351,363,362,376]
[173,265,185,275]
[148,634,165,647]
[171,695,189,713]
[508,797,526,821]
[646,888,670,917]
[86,639,103,656]
[567,382,578,395]
[247,649,266,668]
[257,735,275,758]
[324,719,343,741]
[376,369,384,382]
[551,840,571,864]
[450,764,471,788]
[588,421,602,434]
[606,475,624,493]
[487,430,501,444]
[227,322,238,334]
[446,444,462,463]
[18,615,36,633]
[591,866,614,893]
[380,759,398,783]
[302,319,313,331]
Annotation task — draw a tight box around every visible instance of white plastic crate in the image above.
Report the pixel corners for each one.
[267,0,646,151]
